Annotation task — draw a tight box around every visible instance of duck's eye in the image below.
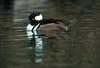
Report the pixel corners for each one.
[32,18,34,20]
[35,14,43,21]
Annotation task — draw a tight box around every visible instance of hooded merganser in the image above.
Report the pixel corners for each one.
[27,12,69,30]
[26,12,77,36]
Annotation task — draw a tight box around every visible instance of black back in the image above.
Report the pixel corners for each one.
[29,18,64,25]
[28,12,65,25]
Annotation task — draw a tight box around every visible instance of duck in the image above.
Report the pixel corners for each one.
[26,11,77,37]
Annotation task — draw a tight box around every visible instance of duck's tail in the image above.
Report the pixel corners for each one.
[57,18,78,31]
[67,18,78,28]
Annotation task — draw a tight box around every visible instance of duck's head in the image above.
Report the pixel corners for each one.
[29,12,43,25]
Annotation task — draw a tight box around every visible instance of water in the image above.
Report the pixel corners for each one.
[0,0,100,68]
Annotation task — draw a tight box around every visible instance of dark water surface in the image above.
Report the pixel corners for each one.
[0,0,100,68]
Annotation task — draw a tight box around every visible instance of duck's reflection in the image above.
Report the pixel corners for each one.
[26,23,62,63]
[33,30,43,63]
[26,29,43,63]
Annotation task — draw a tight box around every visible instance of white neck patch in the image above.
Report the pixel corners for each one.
[35,14,43,21]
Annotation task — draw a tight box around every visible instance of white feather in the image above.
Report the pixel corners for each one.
[26,24,34,39]
[35,14,43,21]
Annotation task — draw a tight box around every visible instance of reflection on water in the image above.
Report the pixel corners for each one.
[0,0,100,68]
[34,35,43,63]
[27,29,44,63]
